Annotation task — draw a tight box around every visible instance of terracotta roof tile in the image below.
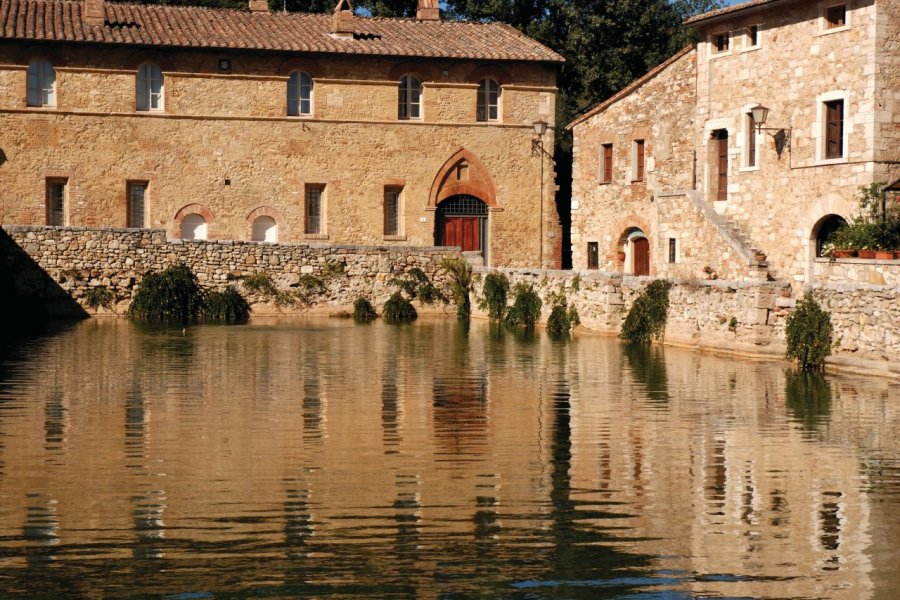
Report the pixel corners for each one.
[684,0,790,26]
[0,0,564,62]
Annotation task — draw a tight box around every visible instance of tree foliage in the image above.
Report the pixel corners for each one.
[620,279,671,344]
[785,294,833,371]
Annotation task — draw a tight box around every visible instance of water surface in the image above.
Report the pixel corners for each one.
[0,318,898,599]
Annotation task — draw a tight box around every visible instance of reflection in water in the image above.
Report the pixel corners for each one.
[785,370,832,432]
[0,319,896,599]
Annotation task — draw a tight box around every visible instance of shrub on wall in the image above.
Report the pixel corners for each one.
[479,272,510,321]
[620,280,672,344]
[128,264,205,324]
[353,297,377,323]
[785,294,833,371]
[441,257,473,320]
[545,291,580,336]
[383,292,417,323]
[392,267,444,305]
[504,283,542,329]
[203,286,250,324]
[84,285,114,310]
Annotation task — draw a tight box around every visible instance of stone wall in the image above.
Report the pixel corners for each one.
[0,42,561,268]
[812,257,900,286]
[4,225,898,377]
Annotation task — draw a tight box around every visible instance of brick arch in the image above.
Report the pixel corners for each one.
[124,50,174,72]
[388,61,434,83]
[611,214,652,255]
[466,64,511,86]
[174,203,215,224]
[245,206,283,240]
[15,45,64,66]
[277,57,323,78]
[428,149,497,209]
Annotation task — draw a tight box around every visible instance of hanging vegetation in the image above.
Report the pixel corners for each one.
[383,292,417,323]
[504,283,542,329]
[353,297,377,323]
[128,264,206,324]
[545,290,580,336]
[620,279,672,344]
[785,294,833,371]
[391,267,445,305]
[479,272,510,321]
[84,285,114,310]
[203,286,251,324]
[441,257,474,320]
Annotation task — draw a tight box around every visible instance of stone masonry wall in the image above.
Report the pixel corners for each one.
[4,225,898,377]
[0,43,560,268]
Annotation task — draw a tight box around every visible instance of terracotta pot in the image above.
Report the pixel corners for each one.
[754,253,767,262]
[616,252,626,261]
[833,249,856,258]
[875,251,893,260]
[858,249,876,259]
[894,251,900,260]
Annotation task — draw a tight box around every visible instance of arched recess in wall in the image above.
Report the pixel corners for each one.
[811,214,848,257]
[175,204,215,241]
[246,206,282,243]
[617,226,651,276]
[123,50,174,72]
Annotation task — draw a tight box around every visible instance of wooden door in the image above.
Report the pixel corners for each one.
[443,217,481,252]
[633,237,650,276]
[717,131,728,201]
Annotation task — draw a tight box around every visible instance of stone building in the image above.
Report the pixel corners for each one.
[0,0,563,268]
[568,0,899,283]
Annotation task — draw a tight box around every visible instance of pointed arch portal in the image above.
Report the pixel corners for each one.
[430,149,496,261]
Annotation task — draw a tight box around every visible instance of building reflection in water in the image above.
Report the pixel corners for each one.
[432,323,488,456]
[381,353,401,453]
[23,493,60,566]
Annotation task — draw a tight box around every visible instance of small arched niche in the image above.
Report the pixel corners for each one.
[251,215,278,243]
[181,214,207,241]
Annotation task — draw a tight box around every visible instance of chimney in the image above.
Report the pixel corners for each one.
[416,0,440,22]
[332,0,354,39]
[249,0,269,13]
[83,0,105,26]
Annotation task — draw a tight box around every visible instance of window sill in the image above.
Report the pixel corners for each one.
[26,105,57,110]
[818,25,850,36]
[597,181,611,186]
[303,233,329,241]
[740,45,761,53]
[288,114,314,119]
[383,235,407,242]
[816,156,848,166]
[739,166,761,173]
[708,51,733,59]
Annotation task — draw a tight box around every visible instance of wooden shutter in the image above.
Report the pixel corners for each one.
[826,100,844,159]
[717,131,728,201]
[603,144,613,183]
[636,140,645,181]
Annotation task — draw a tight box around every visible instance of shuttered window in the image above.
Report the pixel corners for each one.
[601,144,613,183]
[587,242,599,270]
[634,140,645,182]
[747,113,757,167]
[825,99,844,159]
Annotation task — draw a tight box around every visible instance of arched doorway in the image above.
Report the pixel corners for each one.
[618,227,650,276]
[812,214,848,257]
[435,195,488,256]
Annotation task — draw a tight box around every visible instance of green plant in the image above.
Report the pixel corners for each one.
[545,290,580,336]
[203,286,250,324]
[353,297,377,323]
[504,283,542,329]
[128,264,206,324]
[322,261,345,278]
[391,267,445,305]
[784,370,832,432]
[785,294,833,371]
[479,272,510,321]
[441,257,473,320]
[828,182,900,251]
[728,316,738,333]
[571,274,581,292]
[84,285,114,310]
[383,292,417,323]
[620,279,672,344]
[241,271,278,296]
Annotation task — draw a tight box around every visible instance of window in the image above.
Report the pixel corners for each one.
[587,242,599,270]
[27,59,55,107]
[826,4,846,29]
[384,188,401,236]
[600,143,613,183]
[46,179,66,226]
[305,186,324,234]
[287,71,313,117]
[181,213,207,240]
[136,64,163,111]
[476,78,500,122]
[713,32,730,53]
[127,182,147,228]
[713,129,729,200]
[668,238,677,263]
[632,140,645,182]
[251,216,277,242]
[825,99,844,159]
[747,24,759,47]
[747,113,758,168]
[398,75,421,120]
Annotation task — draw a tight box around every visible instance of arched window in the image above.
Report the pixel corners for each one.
[181,213,207,240]
[136,64,164,111]
[476,78,500,122]
[398,75,421,120]
[27,59,56,107]
[251,215,278,242]
[287,71,313,116]
[814,214,848,257]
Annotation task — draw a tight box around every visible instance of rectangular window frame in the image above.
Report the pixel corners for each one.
[383,186,402,237]
[668,238,677,264]
[710,31,731,55]
[587,242,599,270]
[743,24,761,50]
[305,184,325,236]
[742,112,760,171]
[599,143,613,184]
[127,181,148,228]
[825,4,848,30]
[46,178,67,227]
[631,139,645,182]
[824,99,845,160]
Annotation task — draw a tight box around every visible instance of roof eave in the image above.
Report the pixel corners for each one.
[683,0,790,28]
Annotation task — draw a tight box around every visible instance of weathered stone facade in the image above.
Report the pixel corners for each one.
[569,0,899,283]
[5,225,899,376]
[0,0,563,268]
